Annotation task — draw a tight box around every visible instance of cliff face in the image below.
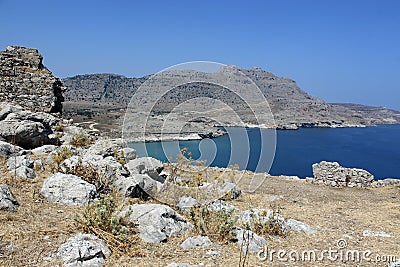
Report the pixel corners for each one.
[0,46,65,113]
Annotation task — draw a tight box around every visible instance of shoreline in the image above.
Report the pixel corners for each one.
[125,122,393,143]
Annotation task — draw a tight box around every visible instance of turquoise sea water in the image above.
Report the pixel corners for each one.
[130,125,400,180]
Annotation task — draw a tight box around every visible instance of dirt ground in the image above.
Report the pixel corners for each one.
[0,161,399,267]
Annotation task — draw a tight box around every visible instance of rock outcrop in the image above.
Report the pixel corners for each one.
[371,178,400,187]
[40,172,97,206]
[7,155,39,179]
[125,157,165,183]
[180,235,216,249]
[0,184,19,212]
[0,103,60,149]
[231,227,268,254]
[285,218,316,235]
[57,233,111,267]
[119,203,192,243]
[114,174,163,198]
[0,140,22,157]
[312,161,374,187]
[0,46,65,113]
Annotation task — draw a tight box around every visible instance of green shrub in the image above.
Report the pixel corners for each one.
[189,205,237,243]
[242,208,287,237]
[71,133,93,147]
[75,196,137,254]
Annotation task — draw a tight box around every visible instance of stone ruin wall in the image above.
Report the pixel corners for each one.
[0,46,64,113]
[312,161,374,188]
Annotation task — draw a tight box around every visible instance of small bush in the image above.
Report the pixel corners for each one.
[189,206,237,243]
[71,133,93,148]
[49,147,73,172]
[54,122,64,132]
[242,208,287,237]
[75,196,138,254]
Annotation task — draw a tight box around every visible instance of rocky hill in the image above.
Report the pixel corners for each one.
[63,68,400,137]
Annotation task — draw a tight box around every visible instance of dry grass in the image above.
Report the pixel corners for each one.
[1,157,399,266]
[0,158,78,266]
[67,163,111,195]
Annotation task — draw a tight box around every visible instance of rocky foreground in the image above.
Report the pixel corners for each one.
[0,101,399,266]
[0,46,399,266]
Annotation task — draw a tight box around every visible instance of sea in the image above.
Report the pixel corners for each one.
[130,124,400,180]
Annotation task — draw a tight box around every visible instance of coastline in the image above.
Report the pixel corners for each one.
[126,122,383,143]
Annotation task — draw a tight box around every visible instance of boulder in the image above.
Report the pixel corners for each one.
[177,196,198,212]
[180,235,216,249]
[114,174,163,198]
[0,103,23,120]
[0,120,56,149]
[57,233,111,267]
[119,204,192,243]
[371,178,400,187]
[59,155,129,191]
[232,227,268,254]
[31,144,57,155]
[0,140,22,157]
[94,156,129,181]
[0,184,19,212]
[122,147,137,161]
[9,166,36,179]
[285,218,316,235]
[84,138,125,158]
[4,110,59,128]
[7,155,34,169]
[362,230,391,237]
[40,173,97,206]
[0,106,60,149]
[125,157,164,182]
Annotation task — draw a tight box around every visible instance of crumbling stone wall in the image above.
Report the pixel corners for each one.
[0,46,64,113]
[312,161,374,188]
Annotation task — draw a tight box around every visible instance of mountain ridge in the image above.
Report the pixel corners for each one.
[62,67,400,137]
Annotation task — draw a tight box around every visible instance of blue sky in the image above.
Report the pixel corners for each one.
[1,0,399,109]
